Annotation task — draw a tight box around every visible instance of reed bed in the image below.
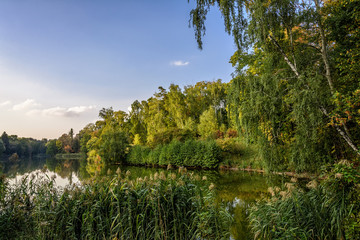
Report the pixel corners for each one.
[0,170,231,240]
[249,181,358,239]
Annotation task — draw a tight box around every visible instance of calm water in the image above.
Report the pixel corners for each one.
[0,156,283,239]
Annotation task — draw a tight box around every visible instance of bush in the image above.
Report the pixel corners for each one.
[126,145,150,165]
[126,140,222,169]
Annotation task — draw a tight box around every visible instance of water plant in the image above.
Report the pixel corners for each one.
[0,170,231,239]
[249,161,360,239]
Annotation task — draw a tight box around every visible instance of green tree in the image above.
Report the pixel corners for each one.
[144,87,170,145]
[98,126,129,164]
[46,140,58,156]
[188,0,360,171]
[1,132,10,154]
[0,139,5,155]
[198,107,218,139]
[164,84,187,129]
[129,100,147,144]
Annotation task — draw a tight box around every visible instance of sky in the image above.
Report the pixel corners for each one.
[0,0,236,140]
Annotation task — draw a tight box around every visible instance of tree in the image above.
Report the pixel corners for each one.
[198,107,218,139]
[1,132,10,154]
[187,0,360,170]
[164,84,187,129]
[46,140,58,156]
[98,126,129,164]
[0,139,5,155]
[129,100,147,145]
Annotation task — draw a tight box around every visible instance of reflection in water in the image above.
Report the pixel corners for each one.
[2,156,82,188]
[2,157,283,239]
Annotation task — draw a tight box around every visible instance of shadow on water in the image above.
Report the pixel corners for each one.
[1,156,284,239]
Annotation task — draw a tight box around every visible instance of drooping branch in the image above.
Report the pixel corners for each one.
[268,34,300,77]
[320,107,360,156]
[314,0,334,93]
[269,33,359,156]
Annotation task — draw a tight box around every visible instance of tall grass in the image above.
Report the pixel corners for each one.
[0,170,231,239]
[249,162,360,240]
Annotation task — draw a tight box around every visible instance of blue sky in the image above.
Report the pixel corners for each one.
[0,0,235,139]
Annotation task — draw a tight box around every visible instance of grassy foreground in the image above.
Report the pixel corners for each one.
[0,170,231,240]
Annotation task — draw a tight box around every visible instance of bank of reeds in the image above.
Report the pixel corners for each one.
[0,170,231,240]
[127,140,221,169]
[249,162,360,239]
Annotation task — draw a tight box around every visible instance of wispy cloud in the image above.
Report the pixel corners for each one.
[170,60,190,66]
[0,100,11,107]
[13,99,40,111]
[27,105,96,118]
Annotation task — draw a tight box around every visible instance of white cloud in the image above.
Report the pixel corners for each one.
[170,60,190,66]
[13,99,40,111]
[35,105,96,118]
[0,100,11,107]
[65,105,96,117]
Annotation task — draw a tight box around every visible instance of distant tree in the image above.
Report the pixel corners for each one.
[46,140,58,156]
[1,132,10,154]
[0,139,5,155]
[72,136,80,153]
[57,134,72,153]
[69,128,74,141]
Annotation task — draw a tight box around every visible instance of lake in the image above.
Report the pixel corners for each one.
[0,156,283,239]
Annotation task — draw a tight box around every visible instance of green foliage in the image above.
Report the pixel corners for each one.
[98,126,129,164]
[126,145,151,165]
[0,172,231,240]
[198,107,218,139]
[126,140,221,169]
[0,139,5,155]
[45,139,58,156]
[187,0,360,171]
[150,128,195,147]
[0,131,47,158]
[249,161,360,239]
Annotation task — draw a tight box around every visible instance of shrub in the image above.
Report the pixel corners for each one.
[127,145,150,165]
[126,140,222,169]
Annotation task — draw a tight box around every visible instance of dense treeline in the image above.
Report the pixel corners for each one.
[73,79,244,171]
[0,132,47,160]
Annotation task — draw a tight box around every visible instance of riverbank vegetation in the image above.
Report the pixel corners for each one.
[0,170,231,240]
[186,0,360,238]
[0,132,47,161]
[2,0,359,238]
